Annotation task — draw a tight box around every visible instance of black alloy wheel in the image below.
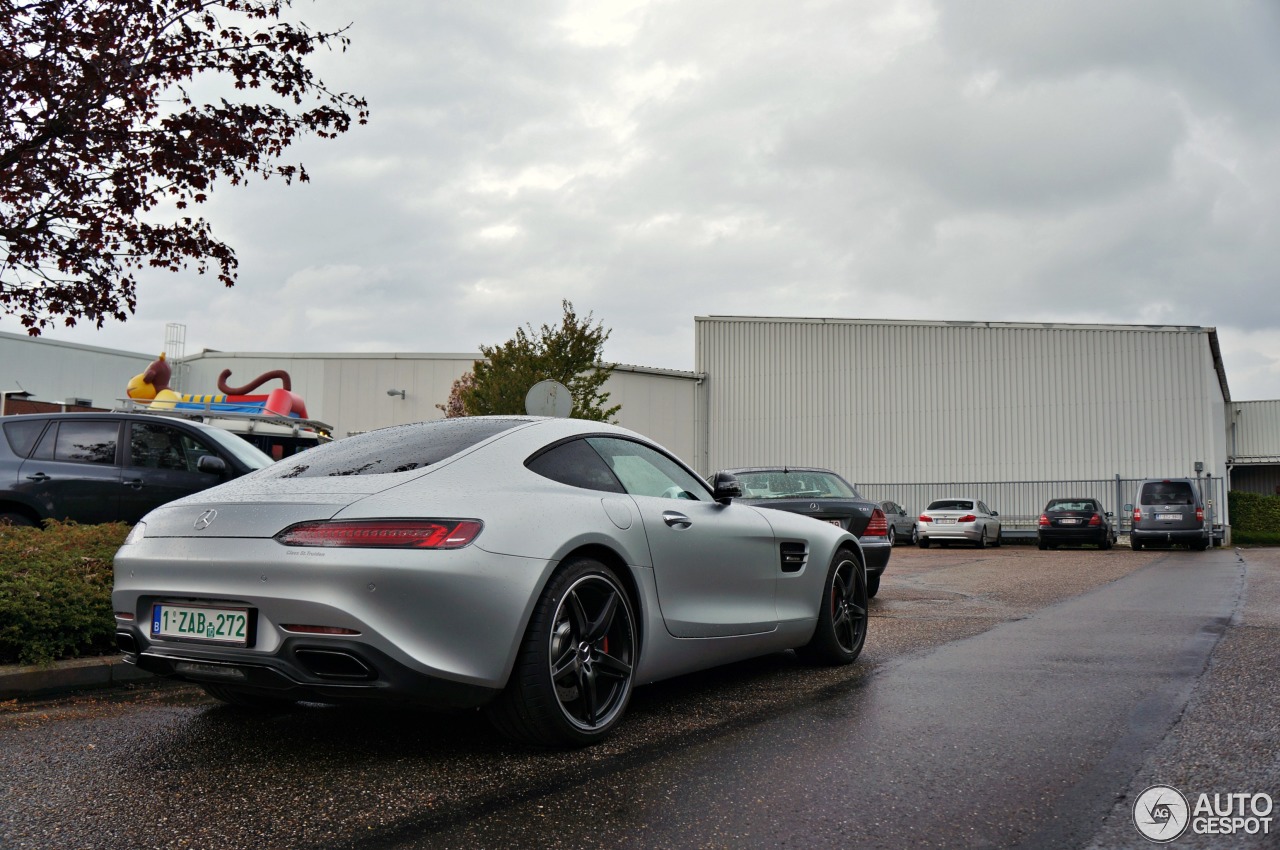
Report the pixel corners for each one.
[797,547,868,665]
[488,557,637,747]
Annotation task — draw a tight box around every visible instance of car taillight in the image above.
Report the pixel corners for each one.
[1038,514,1049,527]
[958,514,977,523]
[1133,507,1143,521]
[1196,507,1204,522]
[1088,514,1101,526]
[864,508,888,537]
[276,519,483,549]
[919,515,933,523]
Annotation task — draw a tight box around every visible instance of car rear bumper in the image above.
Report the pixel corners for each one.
[859,537,891,574]
[115,635,501,709]
[1038,528,1110,545]
[1131,527,1209,544]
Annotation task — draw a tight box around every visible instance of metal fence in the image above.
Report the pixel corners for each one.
[857,476,1227,539]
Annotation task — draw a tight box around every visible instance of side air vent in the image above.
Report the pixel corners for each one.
[779,542,808,573]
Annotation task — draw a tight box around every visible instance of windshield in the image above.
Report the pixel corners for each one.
[735,470,858,499]
[199,425,274,471]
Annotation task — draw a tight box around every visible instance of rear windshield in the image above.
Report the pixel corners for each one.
[263,418,523,478]
[928,499,974,511]
[735,470,859,499]
[1046,500,1098,512]
[1139,481,1196,506]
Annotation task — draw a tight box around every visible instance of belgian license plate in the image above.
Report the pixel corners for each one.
[1157,513,1182,521]
[827,519,843,527]
[1060,518,1079,525]
[937,518,956,525]
[151,604,249,646]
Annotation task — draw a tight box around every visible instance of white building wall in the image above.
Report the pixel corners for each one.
[0,330,154,409]
[696,317,1230,485]
[1231,400,1280,462]
[183,351,700,457]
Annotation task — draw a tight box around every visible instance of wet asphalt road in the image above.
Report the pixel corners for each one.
[2,544,1277,850]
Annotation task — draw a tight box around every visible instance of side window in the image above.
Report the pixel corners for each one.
[129,424,215,472]
[586,437,710,501]
[2,420,47,457]
[525,438,625,493]
[53,421,118,465]
[979,502,990,515]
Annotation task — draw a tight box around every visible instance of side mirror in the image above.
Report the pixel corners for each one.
[1105,511,1114,518]
[991,511,999,517]
[710,472,742,505]
[196,455,227,476]
[1123,504,1134,514]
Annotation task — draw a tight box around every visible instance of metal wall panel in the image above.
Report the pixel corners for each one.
[0,330,153,410]
[1230,400,1280,462]
[696,317,1230,487]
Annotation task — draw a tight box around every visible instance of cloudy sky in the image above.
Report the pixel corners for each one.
[22,0,1280,398]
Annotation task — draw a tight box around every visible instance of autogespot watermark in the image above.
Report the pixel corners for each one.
[1133,785,1274,843]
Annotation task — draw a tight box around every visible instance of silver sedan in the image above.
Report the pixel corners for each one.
[113,417,869,746]
[917,496,1002,548]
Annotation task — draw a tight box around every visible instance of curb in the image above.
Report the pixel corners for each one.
[0,655,153,701]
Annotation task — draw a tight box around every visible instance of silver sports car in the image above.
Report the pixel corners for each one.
[113,417,869,746]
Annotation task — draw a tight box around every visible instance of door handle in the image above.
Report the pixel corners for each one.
[123,478,144,489]
[25,472,50,482]
[662,511,692,529]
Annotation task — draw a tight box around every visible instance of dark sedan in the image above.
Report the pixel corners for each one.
[1037,498,1116,550]
[719,467,890,597]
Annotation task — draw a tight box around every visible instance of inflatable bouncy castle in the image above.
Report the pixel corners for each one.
[126,353,311,419]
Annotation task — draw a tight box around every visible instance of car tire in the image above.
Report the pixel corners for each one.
[909,525,919,545]
[1037,539,1047,551]
[867,572,881,598]
[918,538,930,548]
[975,528,987,549]
[887,526,896,547]
[1100,535,1113,550]
[1130,537,1143,551]
[200,684,297,710]
[992,527,1002,547]
[0,511,37,528]
[486,557,637,747]
[796,547,867,666]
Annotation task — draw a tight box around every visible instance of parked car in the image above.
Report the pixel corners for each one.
[917,497,1001,548]
[879,500,918,546]
[1037,498,1115,549]
[0,412,272,527]
[721,467,890,597]
[114,417,870,747]
[1128,478,1210,551]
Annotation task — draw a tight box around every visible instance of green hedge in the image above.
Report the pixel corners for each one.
[1228,490,1280,545]
[0,521,128,665]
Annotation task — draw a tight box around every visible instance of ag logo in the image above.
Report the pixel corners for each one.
[1133,785,1190,843]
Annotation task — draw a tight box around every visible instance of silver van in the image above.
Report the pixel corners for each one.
[1128,478,1210,551]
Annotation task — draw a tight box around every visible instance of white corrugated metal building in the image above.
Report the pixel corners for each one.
[696,316,1231,481]
[694,316,1239,530]
[1229,400,1280,495]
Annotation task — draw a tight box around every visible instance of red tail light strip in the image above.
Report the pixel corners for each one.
[276,519,483,549]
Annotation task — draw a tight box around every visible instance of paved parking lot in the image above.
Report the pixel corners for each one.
[1,542,1275,849]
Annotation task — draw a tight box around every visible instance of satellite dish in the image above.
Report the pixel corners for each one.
[524,380,572,418]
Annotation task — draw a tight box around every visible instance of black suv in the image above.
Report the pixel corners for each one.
[0,412,272,527]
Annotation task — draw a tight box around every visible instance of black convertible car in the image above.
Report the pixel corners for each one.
[718,467,890,596]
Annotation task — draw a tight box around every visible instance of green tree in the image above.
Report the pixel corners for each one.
[463,301,620,422]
